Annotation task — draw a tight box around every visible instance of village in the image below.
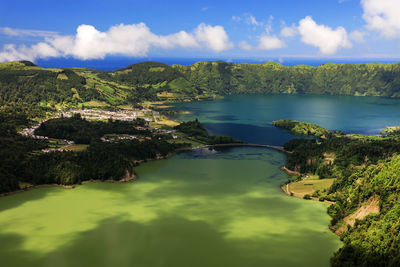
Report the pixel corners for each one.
[61,108,160,122]
[18,108,177,153]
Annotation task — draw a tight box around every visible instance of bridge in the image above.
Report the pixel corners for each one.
[182,143,289,153]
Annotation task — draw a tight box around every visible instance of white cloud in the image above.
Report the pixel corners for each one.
[238,16,284,51]
[265,16,274,34]
[238,41,253,50]
[0,45,31,62]
[0,23,232,62]
[258,34,285,50]
[280,24,298,37]
[238,35,285,51]
[232,16,242,22]
[0,27,58,38]
[232,14,264,27]
[0,43,59,62]
[247,15,261,26]
[32,42,60,58]
[298,16,352,55]
[194,23,233,52]
[361,0,400,38]
[350,30,366,42]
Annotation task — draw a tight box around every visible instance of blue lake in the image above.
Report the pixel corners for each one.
[173,94,400,145]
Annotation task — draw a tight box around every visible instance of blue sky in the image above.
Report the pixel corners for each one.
[1,0,400,62]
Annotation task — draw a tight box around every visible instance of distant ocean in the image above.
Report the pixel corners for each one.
[35,57,400,71]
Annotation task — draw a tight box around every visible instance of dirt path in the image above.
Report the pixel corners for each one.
[280,166,301,176]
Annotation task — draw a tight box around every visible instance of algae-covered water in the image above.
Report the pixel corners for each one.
[6,93,400,266]
[0,148,340,267]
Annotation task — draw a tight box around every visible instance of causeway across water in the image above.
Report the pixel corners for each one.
[183,143,288,153]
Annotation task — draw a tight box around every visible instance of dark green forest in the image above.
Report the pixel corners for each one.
[35,114,147,144]
[0,105,184,193]
[173,119,242,145]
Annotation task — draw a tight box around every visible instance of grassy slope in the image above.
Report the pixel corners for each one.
[2,60,400,108]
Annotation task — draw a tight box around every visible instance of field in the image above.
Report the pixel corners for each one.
[283,176,336,199]
[64,144,89,152]
[150,118,179,128]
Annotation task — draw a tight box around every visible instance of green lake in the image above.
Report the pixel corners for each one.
[0,148,340,267]
[4,94,400,266]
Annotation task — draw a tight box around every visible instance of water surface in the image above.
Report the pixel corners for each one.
[7,94,399,266]
[173,94,400,145]
[0,148,340,267]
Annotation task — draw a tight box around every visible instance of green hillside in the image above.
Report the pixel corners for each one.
[2,60,400,107]
[281,126,400,266]
[330,155,400,266]
[173,61,400,97]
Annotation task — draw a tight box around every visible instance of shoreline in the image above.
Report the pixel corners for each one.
[280,182,336,205]
[280,166,301,176]
[0,152,177,198]
[0,183,77,198]
[280,166,336,205]
[0,176,138,198]
[0,144,286,198]
[0,168,139,198]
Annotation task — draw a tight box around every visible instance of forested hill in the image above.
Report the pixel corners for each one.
[2,60,400,107]
[172,61,400,97]
[280,124,400,266]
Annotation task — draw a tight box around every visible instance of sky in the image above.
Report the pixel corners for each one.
[1,0,400,63]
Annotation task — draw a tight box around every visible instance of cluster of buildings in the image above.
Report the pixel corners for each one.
[41,140,74,153]
[135,126,147,131]
[18,107,178,152]
[19,119,75,153]
[101,135,138,142]
[155,128,178,139]
[19,114,61,139]
[62,109,160,122]
[101,135,155,143]
[19,122,48,140]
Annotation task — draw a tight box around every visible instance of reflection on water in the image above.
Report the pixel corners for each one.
[173,94,400,142]
[0,148,340,267]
